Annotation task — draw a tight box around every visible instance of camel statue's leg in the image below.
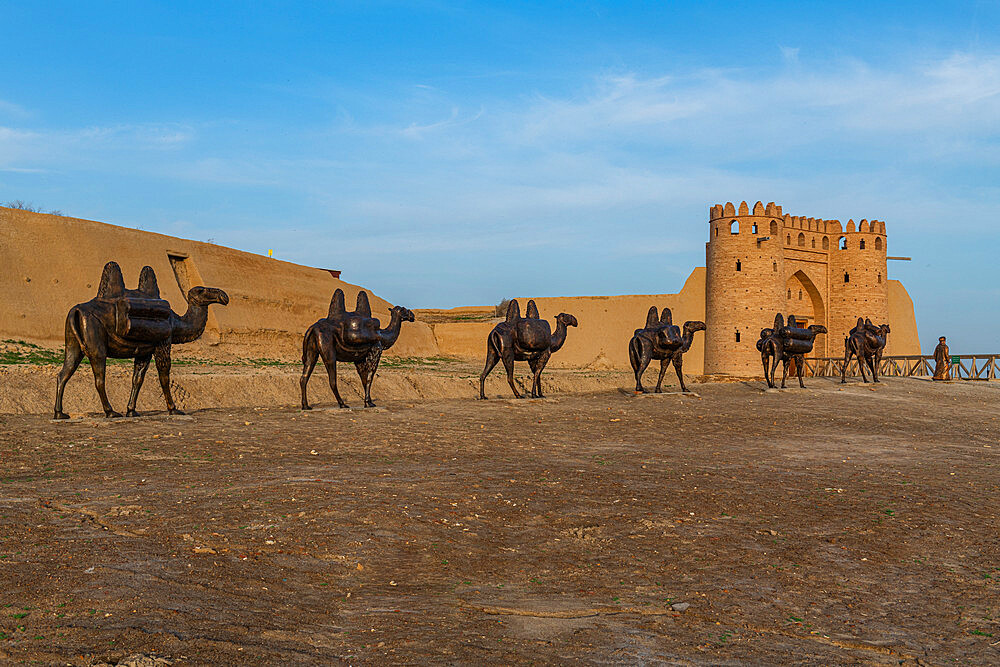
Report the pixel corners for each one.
[857,349,870,383]
[501,347,521,399]
[770,353,781,389]
[89,353,120,418]
[841,344,853,384]
[479,334,502,400]
[528,349,551,398]
[300,327,320,410]
[153,344,183,415]
[356,346,382,408]
[54,331,84,420]
[780,358,789,389]
[762,352,772,388]
[654,358,669,393]
[319,345,348,408]
[872,350,881,382]
[796,355,806,388]
[629,337,651,393]
[126,355,152,417]
[672,353,689,392]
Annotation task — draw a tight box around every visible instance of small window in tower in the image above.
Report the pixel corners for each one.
[736,260,741,272]
[860,239,866,250]
[822,236,830,250]
[878,273,882,283]
[751,222,758,234]
[787,288,791,299]
[875,237,883,251]
[811,237,816,248]
[844,273,850,283]
[840,237,847,250]
[786,234,791,245]
[798,289,803,300]
[797,232,805,247]
[715,226,719,237]
[772,261,777,272]
[735,330,741,342]
[770,220,778,235]
[730,220,739,234]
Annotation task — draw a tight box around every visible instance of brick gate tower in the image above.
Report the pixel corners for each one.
[704,201,890,376]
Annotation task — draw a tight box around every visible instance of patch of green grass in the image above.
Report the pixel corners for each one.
[0,340,63,365]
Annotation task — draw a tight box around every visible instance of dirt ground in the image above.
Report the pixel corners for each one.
[1,376,998,665]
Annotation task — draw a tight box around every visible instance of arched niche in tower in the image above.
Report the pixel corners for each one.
[785,270,826,353]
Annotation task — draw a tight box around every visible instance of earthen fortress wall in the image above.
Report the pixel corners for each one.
[0,207,439,360]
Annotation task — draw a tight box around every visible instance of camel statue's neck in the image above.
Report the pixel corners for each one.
[681,327,698,353]
[550,320,569,352]
[378,310,406,350]
[172,301,211,344]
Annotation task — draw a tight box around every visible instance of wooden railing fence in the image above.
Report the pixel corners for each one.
[803,354,999,380]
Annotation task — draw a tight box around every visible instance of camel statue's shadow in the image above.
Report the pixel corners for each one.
[53,261,229,419]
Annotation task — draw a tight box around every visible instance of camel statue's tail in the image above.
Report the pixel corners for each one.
[302,323,318,363]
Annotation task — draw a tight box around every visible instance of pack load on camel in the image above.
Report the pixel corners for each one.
[53,261,229,419]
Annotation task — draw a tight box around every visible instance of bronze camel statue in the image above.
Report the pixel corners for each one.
[479,299,578,399]
[300,289,414,409]
[841,317,890,383]
[628,306,705,393]
[54,261,229,419]
[757,313,827,389]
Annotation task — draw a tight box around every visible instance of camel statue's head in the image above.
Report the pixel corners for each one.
[391,305,416,323]
[684,321,707,335]
[556,313,578,328]
[186,286,230,307]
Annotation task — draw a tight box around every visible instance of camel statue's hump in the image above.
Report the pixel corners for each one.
[337,314,381,346]
[515,318,551,347]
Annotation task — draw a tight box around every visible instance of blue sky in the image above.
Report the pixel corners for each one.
[2,1,998,352]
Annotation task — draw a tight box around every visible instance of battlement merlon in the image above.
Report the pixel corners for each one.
[708,202,886,235]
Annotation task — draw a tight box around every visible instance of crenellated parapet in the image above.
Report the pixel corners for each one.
[709,200,782,222]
